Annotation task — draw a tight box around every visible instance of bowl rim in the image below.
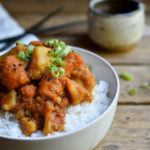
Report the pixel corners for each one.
[0,46,120,141]
[89,0,145,17]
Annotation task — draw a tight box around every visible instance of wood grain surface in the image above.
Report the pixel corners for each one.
[0,0,150,149]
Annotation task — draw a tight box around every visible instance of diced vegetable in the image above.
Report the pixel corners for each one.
[43,116,52,135]
[16,40,23,45]
[59,41,66,48]
[120,72,133,81]
[20,117,38,136]
[129,89,136,96]
[87,65,91,71]
[18,51,26,61]
[43,101,54,135]
[28,46,51,80]
[27,45,34,55]
[51,67,59,79]
[1,90,17,111]
[66,79,92,105]
[141,82,149,89]
[50,57,66,66]
[57,46,71,58]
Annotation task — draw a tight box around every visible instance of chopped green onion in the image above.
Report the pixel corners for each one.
[72,50,77,53]
[59,67,65,75]
[53,39,59,47]
[27,45,34,55]
[57,46,71,58]
[16,41,23,45]
[45,40,54,46]
[18,51,26,61]
[87,65,91,71]
[49,50,55,56]
[54,46,63,57]
[24,44,28,47]
[141,82,149,89]
[120,72,133,81]
[129,89,136,96]
[46,64,57,71]
[51,67,59,79]
[50,57,65,66]
[26,54,31,59]
[59,41,66,48]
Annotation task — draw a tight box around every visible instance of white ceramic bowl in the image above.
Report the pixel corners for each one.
[0,46,120,150]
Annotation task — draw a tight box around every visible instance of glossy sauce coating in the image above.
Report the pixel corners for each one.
[0,42,96,136]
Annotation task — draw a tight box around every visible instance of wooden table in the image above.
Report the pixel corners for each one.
[1,0,150,149]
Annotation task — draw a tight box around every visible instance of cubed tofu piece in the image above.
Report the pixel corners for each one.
[0,55,30,90]
[1,90,17,111]
[65,79,92,105]
[28,46,51,80]
[71,64,96,92]
[20,117,38,136]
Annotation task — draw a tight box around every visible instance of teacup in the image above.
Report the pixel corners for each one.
[88,0,145,52]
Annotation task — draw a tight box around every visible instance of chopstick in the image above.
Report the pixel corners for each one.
[0,20,86,52]
[0,6,63,44]
[31,20,86,34]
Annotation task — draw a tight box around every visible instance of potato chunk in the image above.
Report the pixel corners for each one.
[20,117,38,136]
[65,79,92,105]
[28,46,51,80]
[0,55,30,90]
[43,101,54,135]
[72,64,96,92]
[1,90,17,111]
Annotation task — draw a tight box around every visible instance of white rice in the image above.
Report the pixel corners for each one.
[0,81,111,138]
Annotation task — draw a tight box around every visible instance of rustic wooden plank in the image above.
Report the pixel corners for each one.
[1,0,150,14]
[0,0,89,14]
[94,105,150,150]
[115,66,150,104]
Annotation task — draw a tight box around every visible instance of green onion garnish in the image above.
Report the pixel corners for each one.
[87,65,91,71]
[50,57,65,66]
[120,72,133,81]
[72,50,77,53]
[57,46,71,58]
[25,54,31,59]
[59,41,66,48]
[27,45,34,55]
[59,67,65,75]
[51,67,59,79]
[16,41,23,45]
[18,51,26,61]
[53,39,59,47]
[129,89,136,96]
[54,46,62,57]
[141,82,149,89]
[45,39,72,78]
[45,40,54,46]
[46,64,57,71]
